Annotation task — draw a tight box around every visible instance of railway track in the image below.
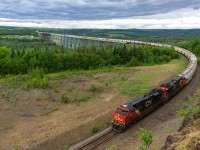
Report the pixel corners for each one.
[79,130,117,150]
[69,127,118,150]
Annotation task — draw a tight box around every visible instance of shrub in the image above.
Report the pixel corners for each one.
[2,91,10,99]
[74,96,90,103]
[89,84,102,93]
[177,89,200,119]
[10,98,17,105]
[61,93,69,103]
[25,77,48,89]
[91,126,99,133]
[127,56,140,67]
[12,145,19,150]
[137,128,153,150]
[28,67,44,79]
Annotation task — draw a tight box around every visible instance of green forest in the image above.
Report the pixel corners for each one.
[0,41,178,76]
[1,27,200,78]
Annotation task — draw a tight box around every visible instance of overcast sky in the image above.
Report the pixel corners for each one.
[0,0,200,29]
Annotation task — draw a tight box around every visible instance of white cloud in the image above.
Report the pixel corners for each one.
[0,8,200,29]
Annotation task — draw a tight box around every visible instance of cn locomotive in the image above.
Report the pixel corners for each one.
[112,44,197,132]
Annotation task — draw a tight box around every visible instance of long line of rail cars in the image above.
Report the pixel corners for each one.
[39,32,162,46]
[112,46,197,132]
[39,32,197,132]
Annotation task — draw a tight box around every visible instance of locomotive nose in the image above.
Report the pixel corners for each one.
[113,113,125,123]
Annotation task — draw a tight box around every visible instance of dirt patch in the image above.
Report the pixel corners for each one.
[0,61,187,150]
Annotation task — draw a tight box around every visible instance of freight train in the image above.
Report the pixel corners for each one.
[38,32,197,132]
[112,45,197,132]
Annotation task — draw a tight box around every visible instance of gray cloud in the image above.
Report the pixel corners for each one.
[0,8,200,29]
[0,0,200,20]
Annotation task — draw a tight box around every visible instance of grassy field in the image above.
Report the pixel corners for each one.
[110,58,187,97]
[0,58,187,105]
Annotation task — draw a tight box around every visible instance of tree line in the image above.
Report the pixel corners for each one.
[0,28,37,36]
[0,42,178,76]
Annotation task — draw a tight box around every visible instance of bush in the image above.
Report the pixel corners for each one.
[28,68,44,79]
[177,89,200,119]
[127,56,140,67]
[25,77,48,89]
[12,145,19,150]
[24,68,48,89]
[137,128,153,150]
[10,98,17,105]
[91,126,99,133]
[2,91,10,99]
[74,96,90,103]
[89,84,102,93]
[61,93,69,103]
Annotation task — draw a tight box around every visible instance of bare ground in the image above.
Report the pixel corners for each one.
[0,62,189,150]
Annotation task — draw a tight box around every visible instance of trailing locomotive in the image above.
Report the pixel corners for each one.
[112,45,197,132]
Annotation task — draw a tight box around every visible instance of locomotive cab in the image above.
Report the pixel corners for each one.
[112,104,138,132]
[112,106,128,132]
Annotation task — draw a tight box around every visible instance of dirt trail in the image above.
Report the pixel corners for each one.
[97,68,199,150]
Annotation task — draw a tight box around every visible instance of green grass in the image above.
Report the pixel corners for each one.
[169,57,188,74]
[110,58,187,97]
[47,66,137,81]
[111,76,152,97]
[177,89,200,119]
[0,66,136,90]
